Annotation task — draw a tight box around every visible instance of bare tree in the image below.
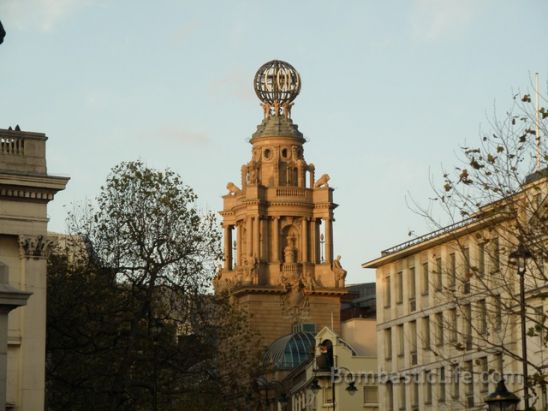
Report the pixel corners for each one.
[411,85,547,410]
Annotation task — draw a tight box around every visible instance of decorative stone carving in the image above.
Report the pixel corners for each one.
[226,182,241,195]
[18,235,52,259]
[333,255,347,288]
[280,271,309,322]
[314,173,330,189]
[247,161,260,185]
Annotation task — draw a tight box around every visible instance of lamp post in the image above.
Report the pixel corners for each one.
[485,379,520,411]
[308,366,357,410]
[509,240,533,411]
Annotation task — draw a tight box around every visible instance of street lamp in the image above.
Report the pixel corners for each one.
[309,378,321,394]
[308,366,358,410]
[485,379,520,411]
[508,239,533,411]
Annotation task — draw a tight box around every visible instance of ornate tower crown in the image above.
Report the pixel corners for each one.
[254,60,301,120]
[216,60,345,346]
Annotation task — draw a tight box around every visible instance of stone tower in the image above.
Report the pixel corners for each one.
[215,60,346,346]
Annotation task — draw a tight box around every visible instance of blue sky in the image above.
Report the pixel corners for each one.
[0,0,546,283]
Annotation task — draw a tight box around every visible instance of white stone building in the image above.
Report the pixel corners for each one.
[0,127,68,410]
[363,169,547,411]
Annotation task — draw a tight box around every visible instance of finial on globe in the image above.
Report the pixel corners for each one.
[254,60,301,119]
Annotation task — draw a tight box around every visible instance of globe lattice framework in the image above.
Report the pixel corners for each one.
[253,60,301,106]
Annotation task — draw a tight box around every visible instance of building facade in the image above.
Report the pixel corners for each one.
[363,170,547,411]
[285,326,378,411]
[214,61,347,346]
[0,127,68,410]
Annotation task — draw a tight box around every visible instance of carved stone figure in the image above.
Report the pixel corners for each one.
[314,173,330,189]
[283,237,296,263]
[226,182,241,195]
[333,255,347,288]
[303,268,320,291]
[282,101,294,119]
[262,102,271,119]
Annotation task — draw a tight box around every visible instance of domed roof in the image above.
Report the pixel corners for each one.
[263,332,315,370]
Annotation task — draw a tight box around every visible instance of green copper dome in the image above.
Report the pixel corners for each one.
[263,332,315,370]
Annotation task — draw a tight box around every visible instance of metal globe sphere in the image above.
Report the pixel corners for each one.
[254,60,301,105]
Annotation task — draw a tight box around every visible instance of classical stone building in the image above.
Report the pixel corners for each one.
[215,60,347,346]
[363,169,547,411]
[0,127,69,410]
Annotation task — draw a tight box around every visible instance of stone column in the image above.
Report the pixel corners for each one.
[301,218,308,262]
[297,161,305,188]
[236,222,242,266]
[310,218,318,263]
[272,217,280,263]
[325,217,333,263]
[241,165,247,190]
[246,216,253,258]
[309,164,315,188]
[260,217,268,261]
[253,216,260,260]
[223,225,232,271]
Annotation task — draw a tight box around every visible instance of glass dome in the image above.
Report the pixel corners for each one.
[263,332,315,370]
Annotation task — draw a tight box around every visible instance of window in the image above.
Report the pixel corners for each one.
[490,237,500,273]
[409,266,416,298]
[536,306,545,346]
[423,316,431,350]
[465,360,474,407]
[439,367,446,402]
[494,352,503,374]
[410,321,418,365]
[396,271,403,304]
[449,308,458,342]
[364,385,379,406]
[479,242,485,276]
[452,365,460,399]
[387,382,394,411]
[384,275,391,307]
[492,295,502,331]
[409,266,416,311]
[399,380,406,411]
[323,385,333,404]
[398,324,404,357]
[464,304,472,350]
[385,328,392,360]
[479,357,488,393]
[425,370,433,404]
[412,379,419,410]
[435,257,442,291]
[422,262,429,295]
[478,299,487,333]
[449,253,456,287]
[435,312,444,346]
[463,247,471,294]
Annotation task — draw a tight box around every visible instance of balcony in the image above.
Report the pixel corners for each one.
[0,129,47,175]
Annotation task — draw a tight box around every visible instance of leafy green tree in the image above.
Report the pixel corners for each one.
[46,161,260,410]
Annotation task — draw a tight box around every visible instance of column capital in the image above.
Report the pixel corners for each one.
[18,235,52,259]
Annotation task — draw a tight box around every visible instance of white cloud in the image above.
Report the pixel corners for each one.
[151,127,209,145]
[208,68,255,102]
[410,0,487,42]
[170,21,199,46]
[0,0,102,31]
